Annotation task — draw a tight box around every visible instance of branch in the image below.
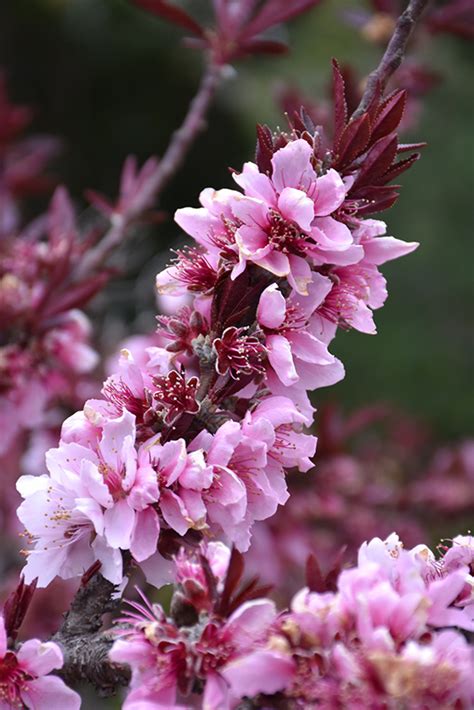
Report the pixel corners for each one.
[52,572,130,696]
[76,62,224,278]
[352,0,430,119]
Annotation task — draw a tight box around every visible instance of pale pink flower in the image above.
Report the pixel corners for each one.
[17,408,161,586]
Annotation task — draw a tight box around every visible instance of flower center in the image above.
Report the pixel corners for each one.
[0,652,32,708]
[267,209,308,255]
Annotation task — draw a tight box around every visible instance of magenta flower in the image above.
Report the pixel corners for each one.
[0,615,80,710]
[110,589,292,710]
[175,139,355,295]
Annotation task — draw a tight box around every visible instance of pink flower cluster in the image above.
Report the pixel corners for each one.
[111,534,474,709]
[16,133,417,589]
[0,615,80,710]
[16,127,418,589]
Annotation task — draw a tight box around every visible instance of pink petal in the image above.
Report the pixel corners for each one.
[18,640,63,676]
[226,599,277,641]
[313,216,353,249]
[314,168,346,216]
[254,249,290,277]
[231,194,268,228]
[203,672,231,710]
[235,224,270,257]
[159,490,190,536]
[295,272,333,316]
[91,536,123,584]
[21,675,81,710]
[0,617,6,656]
[266,334,298,386]
[174,206,221,249]
[208,421,241,466]
[233,162,276,205]
[179,450,212,490]
[103,498,135,549]
[157,439,187,485]
[289,331,333,364]
[222,650,295,697]
[271,139,316,193]
[99,409,136,471]
[140,550,175,588]
[257,284,286,329]
[277,187,314,231]
[363,236,419,265]
[130,507,160,562]
[287,254,312,295]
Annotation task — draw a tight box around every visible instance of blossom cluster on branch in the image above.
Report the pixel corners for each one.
[17,102,420,589]
[1,0,472,707]
[110,534,474,708]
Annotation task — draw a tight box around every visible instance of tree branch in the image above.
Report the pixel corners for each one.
[52,572,130,696]
[352,0,430,119]
[76,62,224,278]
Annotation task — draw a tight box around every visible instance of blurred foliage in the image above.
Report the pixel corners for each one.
[0,0,472,437]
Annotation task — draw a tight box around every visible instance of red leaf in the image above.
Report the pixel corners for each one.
[42,271,111,319]
[397,142,427,152]
[48,186,76,246]
[255,123,274,175]
[306,554,325,592]
[132,0,204,37]
[244,0,322,39]
[3,577,37,642]
[356,188,400,215]
[375,152,421,184]
[239,39,288,58]
[371,90,406,142]
[216,547,244,616]
[335,113,371,169]
[332,59,348,149]
[352,134,398,188]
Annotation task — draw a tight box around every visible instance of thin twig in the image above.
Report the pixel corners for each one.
[352,0,430,119]
[76,62,223,278]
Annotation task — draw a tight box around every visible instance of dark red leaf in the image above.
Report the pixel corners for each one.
[131,0,204,37]
[239,39,288,57]
[3,577,37,642]
[255,123,274,175]
[332,59,348,149]
[335,113,371,169]
[375,152,420,184]
[397,142,427,153]
[371,90,406,143]
[244,0,322,39]
[199,554,218,604]
[42,271,111,319]
[325,546,347,592]
[356,188,400,215]
[352,134,398,189]
[306,554,325,593]
[216,547,244,616]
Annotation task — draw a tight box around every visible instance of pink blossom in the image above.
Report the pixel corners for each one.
[110,582,290,710]
[0,615,80,709]
[17,408,161,586]
[257,274,344,388]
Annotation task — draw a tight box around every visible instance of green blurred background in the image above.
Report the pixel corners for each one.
[1,0,472,438]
